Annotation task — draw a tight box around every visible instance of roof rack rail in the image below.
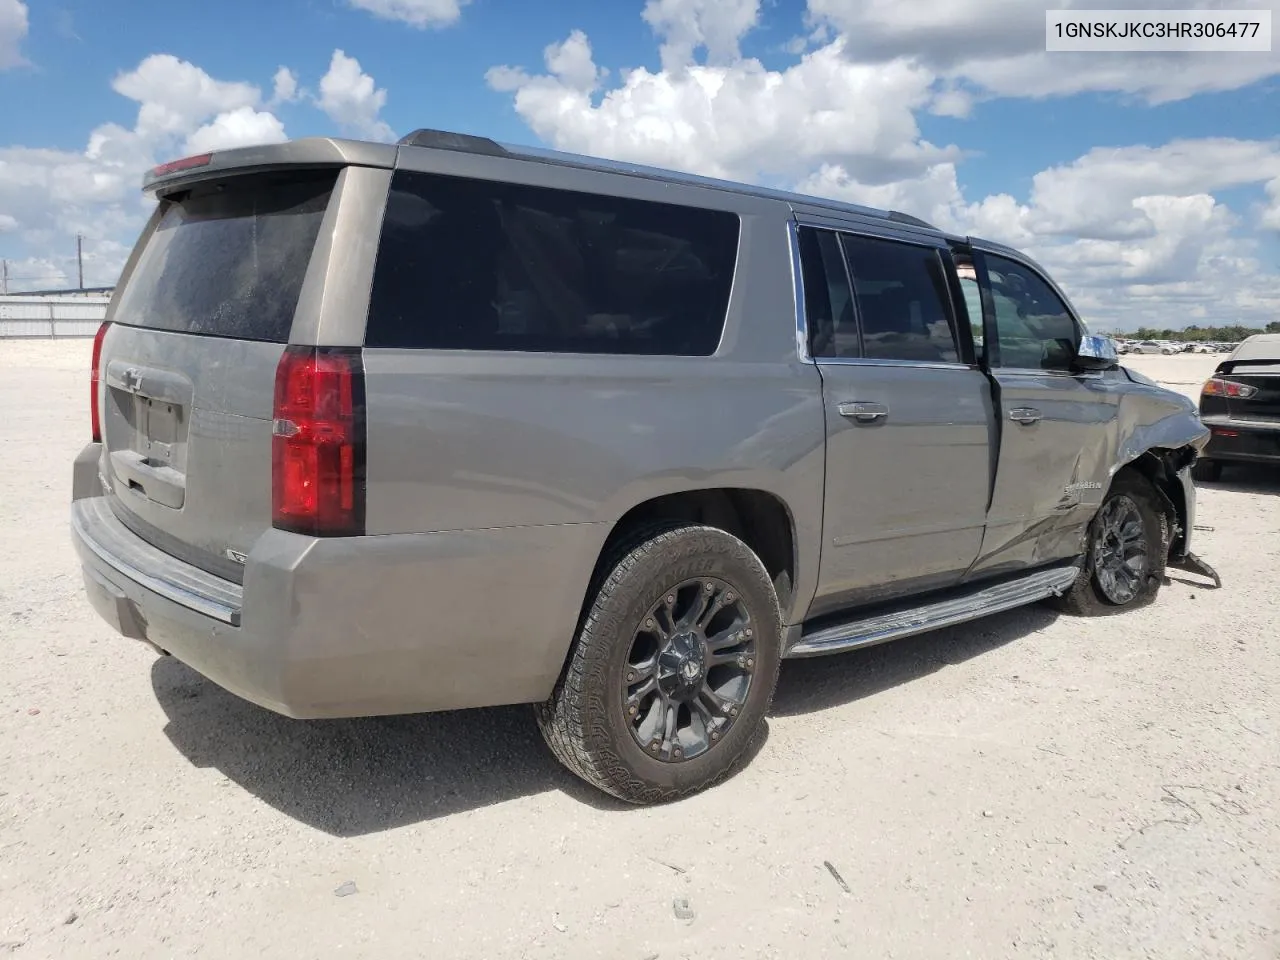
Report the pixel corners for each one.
[397,128,508,157]
[886,210,938,230]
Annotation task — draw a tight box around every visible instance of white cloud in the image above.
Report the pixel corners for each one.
[1021,140,1280,240]
[0,54,293,291]
[113,54,261,141]
[641,0,761,72]
[2,256,68,290]
[0,213,17,232]
[347,0,467,28]
[185,107,288,154]
[0,0,27,70]
[318,49,394,141]
[807,0,1280,104]
[487,33,955,185]
[271,66,300,104]
[797,138,1280,329]
[1257,175,1280,231]
[488,6,1280,332]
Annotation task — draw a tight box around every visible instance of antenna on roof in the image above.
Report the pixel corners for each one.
[397,129,508,157]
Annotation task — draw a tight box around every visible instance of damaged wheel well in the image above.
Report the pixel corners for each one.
[1112,446,1197,558]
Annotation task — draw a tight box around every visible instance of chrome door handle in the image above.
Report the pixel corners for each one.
[838,401,889,423]
[1009,407,1042,425]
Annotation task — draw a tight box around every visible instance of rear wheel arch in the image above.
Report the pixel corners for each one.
[567,489,799,661]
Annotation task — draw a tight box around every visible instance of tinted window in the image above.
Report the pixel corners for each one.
[840,235,960,363]
[797,227,858,358]
[985,254,1079,370]
[113,172,335,343]
[366,171,740,355]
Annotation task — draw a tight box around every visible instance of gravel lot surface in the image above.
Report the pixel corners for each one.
[1,342,1277,959]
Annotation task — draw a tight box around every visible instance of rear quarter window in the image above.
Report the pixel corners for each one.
[112,171,337,343]
[364,171,741,356]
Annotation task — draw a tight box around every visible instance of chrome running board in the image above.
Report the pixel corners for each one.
[786,564,1079,659]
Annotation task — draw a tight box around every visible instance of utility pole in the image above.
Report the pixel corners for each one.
[76,234,84,290]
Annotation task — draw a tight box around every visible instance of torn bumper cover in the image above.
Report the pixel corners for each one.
[1166,459,1222,589]
[1168,551,1222,589]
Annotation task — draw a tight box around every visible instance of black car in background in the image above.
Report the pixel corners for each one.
[1194,334,1280,481]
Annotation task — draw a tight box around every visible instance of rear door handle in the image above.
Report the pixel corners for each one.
[1009,407,1042,425]
[838,401,889,423]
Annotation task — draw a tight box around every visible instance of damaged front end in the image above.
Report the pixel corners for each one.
[1114,368,1222,589]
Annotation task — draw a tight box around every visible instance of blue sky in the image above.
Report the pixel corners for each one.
[1,0,1278,330]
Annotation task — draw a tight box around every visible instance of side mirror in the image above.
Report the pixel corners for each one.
[1075,334,1118,371]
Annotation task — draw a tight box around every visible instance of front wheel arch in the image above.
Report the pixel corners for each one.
[1050,470,1170,616]
[1111,447,1197,560]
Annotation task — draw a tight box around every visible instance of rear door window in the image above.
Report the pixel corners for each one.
[112,171,336,343]
[839,234,961,364]
[365,171,741,355]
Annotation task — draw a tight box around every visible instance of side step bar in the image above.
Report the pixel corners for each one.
[785,564,1080,659]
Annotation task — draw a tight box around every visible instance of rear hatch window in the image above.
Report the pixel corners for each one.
[112,171,336,342]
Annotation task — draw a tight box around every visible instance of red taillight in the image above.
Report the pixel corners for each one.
[90,321,110,443]
[150,153,213,177]
[1202,377,1257,399]
[271,345,366,537]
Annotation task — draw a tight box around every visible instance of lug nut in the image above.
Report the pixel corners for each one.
[629,705,638,716]
[627,671,636,682]
[725,593,735,602]
[746,658,754,668]
[666,595,675,604]
[730,707,738,717]
[745,628,752,638]
[645,618,654,628]
[705,582,714,592]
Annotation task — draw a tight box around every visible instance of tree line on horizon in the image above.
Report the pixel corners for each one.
[1102,322,1280,342]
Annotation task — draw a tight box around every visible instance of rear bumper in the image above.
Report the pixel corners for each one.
[70,455,605,719]
[1200,417,1280,465]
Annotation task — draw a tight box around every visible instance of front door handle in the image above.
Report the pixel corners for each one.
[838,401,889,423]
[1009,407,1042,425]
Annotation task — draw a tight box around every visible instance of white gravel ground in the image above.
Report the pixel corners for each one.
[1,342,1277,960]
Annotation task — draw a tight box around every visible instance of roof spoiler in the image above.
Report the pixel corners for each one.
[141,138,398,194]
[1216,357,1280,375]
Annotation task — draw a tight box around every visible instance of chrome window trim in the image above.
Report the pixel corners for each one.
[792,211,954,249]
[998,366,1105,380]
[814,357,973,372]
[788,219,813,363]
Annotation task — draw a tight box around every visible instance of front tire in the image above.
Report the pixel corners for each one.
[536,523,783,804]
[1049,473,1168,617]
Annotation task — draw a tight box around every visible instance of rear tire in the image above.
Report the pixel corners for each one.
[536,523,783,804]
[1048,473,1168,617]
[1192,458,1222,483]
